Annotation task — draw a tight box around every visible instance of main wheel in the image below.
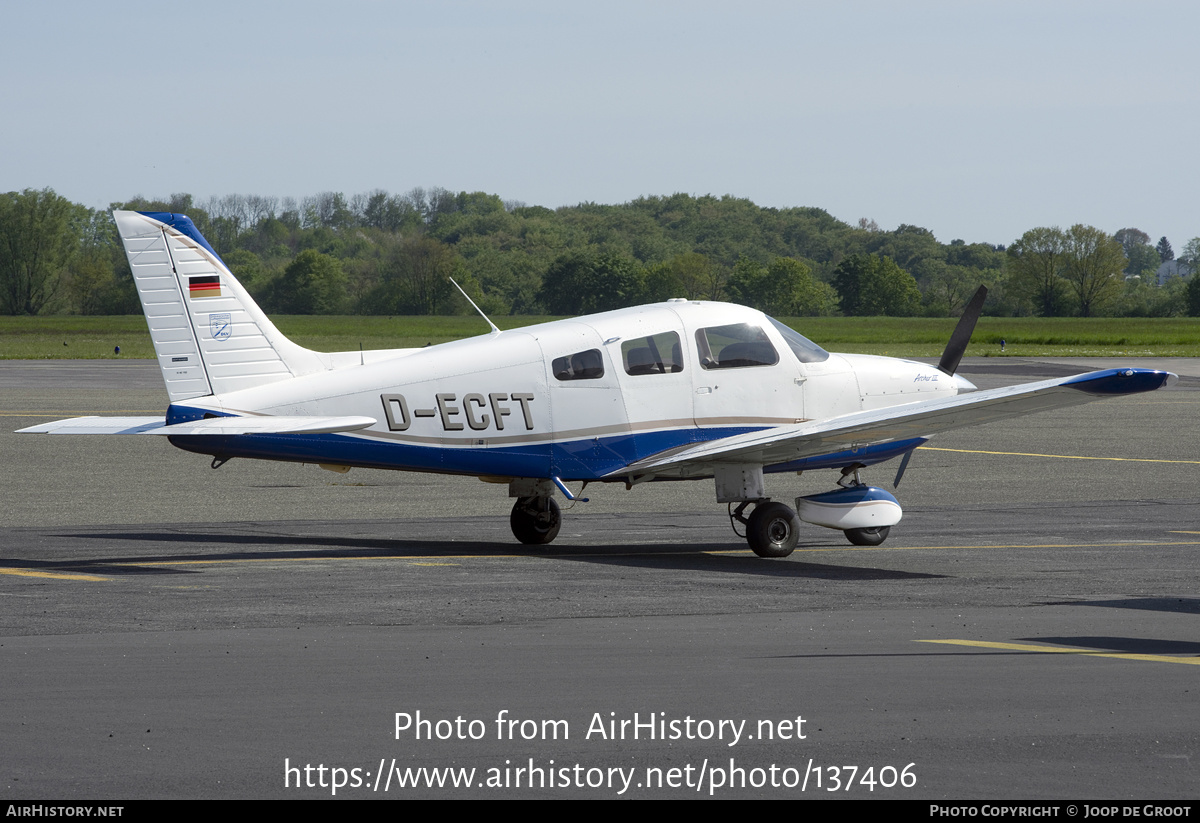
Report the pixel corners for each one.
[510,497,562,545]
[746,502,800,558]
[845,526,890,546]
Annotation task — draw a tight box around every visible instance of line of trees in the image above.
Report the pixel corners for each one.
[2,187,1197,319]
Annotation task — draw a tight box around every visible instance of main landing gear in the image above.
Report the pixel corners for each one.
[731,501,801,558]
[724,463,903,557]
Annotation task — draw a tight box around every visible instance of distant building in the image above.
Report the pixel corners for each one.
[1157,259,1192,285]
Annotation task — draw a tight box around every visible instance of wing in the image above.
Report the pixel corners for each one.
[18,415,376,436]
[606,368,1176,479]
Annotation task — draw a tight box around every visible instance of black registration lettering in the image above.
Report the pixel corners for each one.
[382,391,534,432]
[381,394,410,431]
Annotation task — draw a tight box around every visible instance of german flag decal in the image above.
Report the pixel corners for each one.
[189,275,222,299]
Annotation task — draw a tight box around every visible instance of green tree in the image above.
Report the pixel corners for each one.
[0,188,87,315]
[222,250,266,294]
[538,250,643,314]
[1114,228,1155,276]
[667,252,723,300]
[1180,237,1200,262]
[1114,227,1151,256]
[866,224,944,273]
[642,260,683,303]
[1187,274,1200,317]
[1006,227,1070,316]
[1062,224,1125,317]
[831,253,921,316]
[359,190,423,233]
[1124,244,1159,278]
[726,256,836,316]
[268,250,347,314]
[922,260,988,316]
[359,235,461,315]
[1119,273,1186,317]
[725,258,767,308]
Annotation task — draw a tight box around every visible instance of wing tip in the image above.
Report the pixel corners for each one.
[1063,368,1177,396]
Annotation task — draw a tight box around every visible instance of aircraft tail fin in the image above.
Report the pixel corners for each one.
[114,210,327,402]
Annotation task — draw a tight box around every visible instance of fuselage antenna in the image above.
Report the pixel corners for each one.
[449,277,500,335]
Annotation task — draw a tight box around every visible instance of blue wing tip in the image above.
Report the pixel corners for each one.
[1063,368,1177,395]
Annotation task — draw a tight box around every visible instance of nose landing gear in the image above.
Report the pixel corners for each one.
[510,496,562,545]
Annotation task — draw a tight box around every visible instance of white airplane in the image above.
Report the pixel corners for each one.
[19,211,1177,557]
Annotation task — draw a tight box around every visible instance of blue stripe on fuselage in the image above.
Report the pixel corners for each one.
[168,427,761,479]
[166,425,923,481]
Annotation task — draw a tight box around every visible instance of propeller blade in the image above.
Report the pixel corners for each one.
[937,285,988,376]
[893,448,914,488]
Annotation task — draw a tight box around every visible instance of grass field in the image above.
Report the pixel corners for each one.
[3,314,1200,360]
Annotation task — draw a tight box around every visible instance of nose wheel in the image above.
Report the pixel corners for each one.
[510,497,562,545]
[845,526,890,546]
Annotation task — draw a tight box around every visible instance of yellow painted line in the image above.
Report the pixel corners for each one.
[918,446,1200,465]
[110,555,526,568]
[784,540,1200,553]
[0,568,108,582]
[919,639,1200,666]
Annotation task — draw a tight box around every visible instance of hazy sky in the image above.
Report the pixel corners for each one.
[3,1,1196,248]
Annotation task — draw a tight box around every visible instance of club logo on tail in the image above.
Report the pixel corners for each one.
[209,313,232,341]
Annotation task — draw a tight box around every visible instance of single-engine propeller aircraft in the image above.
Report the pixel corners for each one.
[19,212,1177,557]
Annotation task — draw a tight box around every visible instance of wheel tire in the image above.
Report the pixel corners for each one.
[746,502,800,558]
[845,526,890,546]
[510,497,562,545]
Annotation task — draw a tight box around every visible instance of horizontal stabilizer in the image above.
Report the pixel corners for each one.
[17,417,169,435]
[19,415,376,436]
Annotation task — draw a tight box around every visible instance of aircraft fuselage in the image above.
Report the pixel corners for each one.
[166,301,963,482]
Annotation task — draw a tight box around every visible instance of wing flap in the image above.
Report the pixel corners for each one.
[609,368,1176,477]
[18,415,376,436]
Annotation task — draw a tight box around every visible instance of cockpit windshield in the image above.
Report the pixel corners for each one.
[766,316,830,364]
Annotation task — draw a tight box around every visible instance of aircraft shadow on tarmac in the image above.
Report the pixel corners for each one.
[1041,596,1200,615]
[9,525,946,582]
[538,548,944,580]
[1023,635,1200,654]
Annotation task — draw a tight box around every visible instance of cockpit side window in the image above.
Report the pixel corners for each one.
[621,331,684,376]
[695,323,778,369]
[552,349,605,381]
[766,316,830,363]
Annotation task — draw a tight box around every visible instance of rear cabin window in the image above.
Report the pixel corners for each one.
[621,332,684,376]
[552,349,605,381]
[695,323,778,370]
